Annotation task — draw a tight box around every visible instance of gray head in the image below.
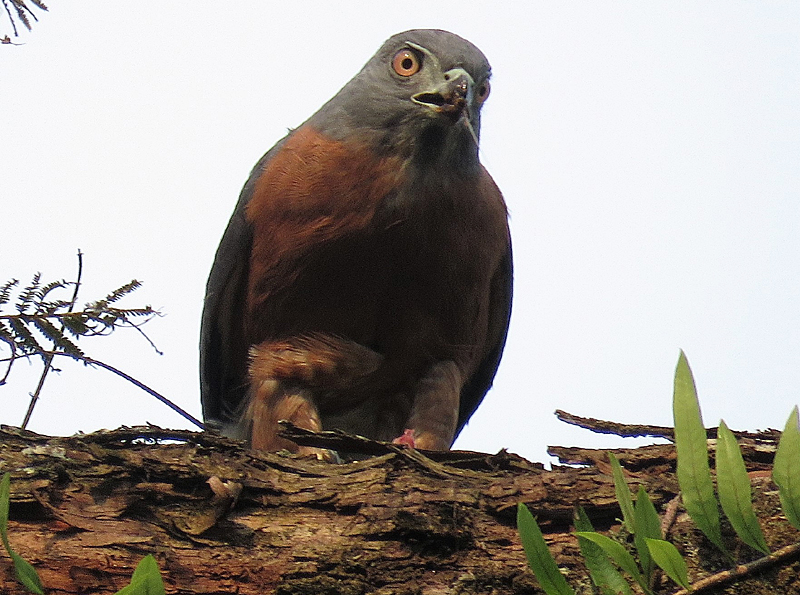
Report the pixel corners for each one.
[309,29,492,170]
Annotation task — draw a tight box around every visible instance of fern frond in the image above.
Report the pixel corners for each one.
[103,306,157,321]
[38,299,72,315]
[60,314,90,337]
[11,0,32,31]
[15,272,41,313]
[2,257,166,426]
[105,279,143,305]
[94,313,119,330]
[34,279,70,304]
[29,316,84,357]
[0,319,13,343]
[7,317,44,355]
[0,279,18,306]
[3,0,47,38]
[121,306,157,318]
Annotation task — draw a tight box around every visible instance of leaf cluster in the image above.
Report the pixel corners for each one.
[1,254,205,431]
[518,351,800,595]
[0,271,157,385]
[1,0,47,39]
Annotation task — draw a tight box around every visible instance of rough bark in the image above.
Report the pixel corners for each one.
[0,423,798,594]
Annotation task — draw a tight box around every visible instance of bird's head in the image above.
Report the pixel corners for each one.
[310,29,492,169]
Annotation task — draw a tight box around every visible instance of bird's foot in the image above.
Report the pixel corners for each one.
[392,429,416,448]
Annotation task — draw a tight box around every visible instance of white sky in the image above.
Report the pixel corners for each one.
[1,2,798,462]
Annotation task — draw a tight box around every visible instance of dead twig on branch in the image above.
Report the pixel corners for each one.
[555,409,782,443]
[673,541,800,595]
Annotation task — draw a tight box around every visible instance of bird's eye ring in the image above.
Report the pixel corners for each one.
[392,49,421,77]
[475,80,491,104]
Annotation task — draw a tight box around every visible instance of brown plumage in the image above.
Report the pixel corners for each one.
[200,29,512,453]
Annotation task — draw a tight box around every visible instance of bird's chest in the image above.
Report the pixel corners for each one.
[365,175,504,362]
[246,129,505,360]
[377,172,500,284]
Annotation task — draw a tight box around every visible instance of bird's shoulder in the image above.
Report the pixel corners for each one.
[244,125,407,229]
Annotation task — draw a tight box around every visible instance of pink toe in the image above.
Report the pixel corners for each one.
[392,429,416,447]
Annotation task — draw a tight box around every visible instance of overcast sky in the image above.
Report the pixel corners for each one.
[1,2,798,462]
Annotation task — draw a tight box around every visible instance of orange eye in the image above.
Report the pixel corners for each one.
[475,80,491,104]
[392,49,420,77]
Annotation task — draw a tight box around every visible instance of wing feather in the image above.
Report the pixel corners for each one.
[200,137,288,426]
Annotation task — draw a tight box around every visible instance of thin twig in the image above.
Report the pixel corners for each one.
[555,409,677,439]
[21,357,51,429]
[0,335,15,384]
[7,349,203,429]
[671,541,800,595]
[50,350,205,430]
[276,420,526,473]
[127,318,164,355]
[555,409,782,442]
[661,494,682,538]
[0,310,157,326]
[79,425,226,446]
[66,250,83,313]
[15,0,38,23]
[21,252,84,429]
[2,0,19,37]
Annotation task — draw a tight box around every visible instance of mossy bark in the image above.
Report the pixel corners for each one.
[0,425,797,594]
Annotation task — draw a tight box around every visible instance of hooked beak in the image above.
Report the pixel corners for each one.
[412,68,475,122]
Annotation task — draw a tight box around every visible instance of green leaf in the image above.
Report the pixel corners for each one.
[1,473,45,594]
[575,507,634,595]
[114,576,150,595]
[633,485,662,584]
[645,538,691,590]
[673,351,727,554]
[11,551,45,595]
[114,555,166,595]
[773,406,800,531]
[716,419,770,554]
[130,555,164,593]
[573,532,652,595]
[517,503,575,595]
[0,472,11,550]
[609,453,636,533]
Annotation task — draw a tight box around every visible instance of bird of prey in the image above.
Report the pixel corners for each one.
[200,29,512,453]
